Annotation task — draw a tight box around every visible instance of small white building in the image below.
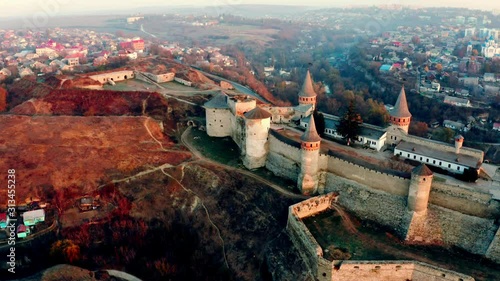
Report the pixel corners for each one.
[443,120,467,132]
[300,114,387,151]
[444,95,471,107]
[140,71,175,83]
[484,73,497,82]
[22,209,45,226]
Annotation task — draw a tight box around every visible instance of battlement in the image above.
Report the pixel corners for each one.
[287,194,476,281]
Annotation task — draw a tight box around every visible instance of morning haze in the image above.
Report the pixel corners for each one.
[1,0,500,18]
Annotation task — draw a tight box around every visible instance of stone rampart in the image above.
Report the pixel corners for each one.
[430,182,499,218]
[330,260,474,281]
[424,205,497,256]
[268,131,301,161]
[286,194,476,281]
[324,173,408,232]
[287,193,338,276]
[486,227,500,263]
[266,132,301,181]
[266,152,299,181]
[326,155,410,197]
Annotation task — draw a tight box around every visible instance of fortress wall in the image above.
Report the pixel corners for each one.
[327,156,410,197]
[230,115,245,149]
[486,227,500,263]
[266,133,301,181]
[425,204,497,256]
[330,260,474,281]
[412,262,475,281]
[324,173,408,233]
[401,134,483,161]
[268,132,301,162]
[287,214,322,274]
[430,182,499,218]
[318,153,329,171]
[332,261,414,281]
[266,152,299,181]
[287,194,337,276]
[291,193,337,219]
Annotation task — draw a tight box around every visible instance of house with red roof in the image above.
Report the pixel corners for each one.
[17,224,30,238]
[0,213,10,229]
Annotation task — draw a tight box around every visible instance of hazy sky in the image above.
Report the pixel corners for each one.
[1,0,500,18]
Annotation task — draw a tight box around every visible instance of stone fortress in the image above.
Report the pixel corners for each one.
[204,71,500,280]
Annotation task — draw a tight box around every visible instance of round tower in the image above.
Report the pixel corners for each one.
[243,107,272,169]
[298,70,317,110]
[408,164,433,213]
[454,135,464,154]
[298,116,321,195]
[389,85,412,135]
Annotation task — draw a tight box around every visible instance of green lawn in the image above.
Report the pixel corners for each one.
[188,128,298,191]
[189,129,241,166]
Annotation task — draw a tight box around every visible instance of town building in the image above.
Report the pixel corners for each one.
[0,213,9,229]
[443,120,467,132]
[22,209,45,226]
[481,36,500,58]
[444,95,471,107]
[17,224,30,238]
[119,38,145,53]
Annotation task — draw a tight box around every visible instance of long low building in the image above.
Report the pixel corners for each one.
[300,114,387,151]
[394,137,482,174]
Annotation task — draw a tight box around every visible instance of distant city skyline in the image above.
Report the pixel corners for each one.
[1,0,500,18]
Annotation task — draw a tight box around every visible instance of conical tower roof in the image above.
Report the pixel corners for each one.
[391,85,412,118]
[412,164,433,176]
[204,91,229,109]
[301,116,321,142]
[244,107,272,119]
[298,70,316,98]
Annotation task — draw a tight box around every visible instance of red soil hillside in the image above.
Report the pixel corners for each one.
[0,115,191,203]
[11,88,169,117]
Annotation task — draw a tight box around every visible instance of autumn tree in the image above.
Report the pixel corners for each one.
[432,127,455,143]
[0,87,7,111]
[409,121,429,137]
[337,101,363,146]
[50,239,81,263]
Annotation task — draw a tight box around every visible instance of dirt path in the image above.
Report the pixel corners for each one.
[181,126,308,200]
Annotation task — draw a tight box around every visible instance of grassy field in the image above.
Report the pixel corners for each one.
[303,209,500,281]
[188,129,298,191]
[145,22,279,45]
[189,129,241,166]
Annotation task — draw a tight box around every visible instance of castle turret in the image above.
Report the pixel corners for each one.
[298,70,317,110]
[408,164,433,213]
[389,85,412,134]
[243,107,272,169]
[298,116,321,195]
[204,92,232,137]
[455,135,464,154]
